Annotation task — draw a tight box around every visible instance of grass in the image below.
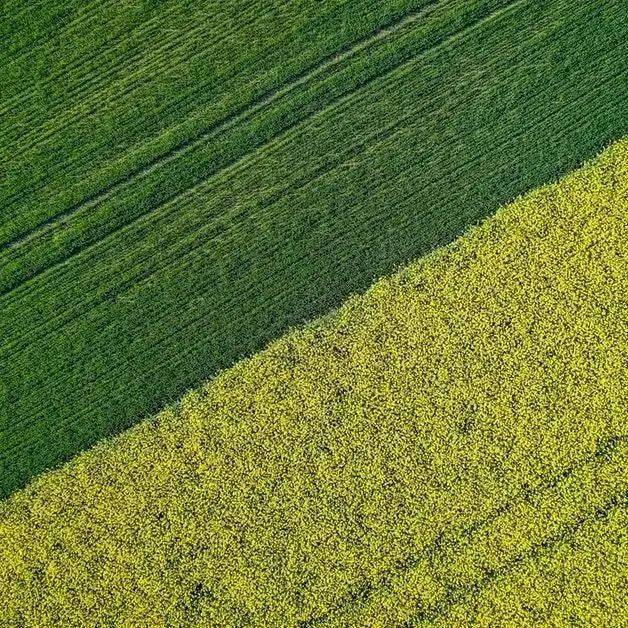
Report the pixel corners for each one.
[0,138,626,625]
[1,0,627,495]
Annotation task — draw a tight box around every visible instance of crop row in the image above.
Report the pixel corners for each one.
[0,0,525,291]
[323,441,627,625]
[0,0,426,243]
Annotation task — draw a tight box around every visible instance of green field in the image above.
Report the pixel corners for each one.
[1,0,627,496]
[1,139,625,625]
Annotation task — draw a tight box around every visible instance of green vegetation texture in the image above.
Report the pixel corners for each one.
[1,139,626,625]
[1,0,627,496]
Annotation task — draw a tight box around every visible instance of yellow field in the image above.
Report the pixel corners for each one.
[0,138,626,625]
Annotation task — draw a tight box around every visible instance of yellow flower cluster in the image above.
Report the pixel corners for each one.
[0,139,626,625]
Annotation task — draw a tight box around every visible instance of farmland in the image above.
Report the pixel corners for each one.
[1,138,626,624]
[1,0,627,496]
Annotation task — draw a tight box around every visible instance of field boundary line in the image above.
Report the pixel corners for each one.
[0,57,616,377]
[2,99,615,447]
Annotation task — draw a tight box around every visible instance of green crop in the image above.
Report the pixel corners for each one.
[2,0,628,496]
[0,138,625,625]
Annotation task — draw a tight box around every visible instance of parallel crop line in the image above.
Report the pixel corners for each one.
[2,0,52,24]
[0,0,265,117]
[0,1,273,181]
[1,20,168,140]
[0,3,169,117]
[0,0,523,297]
[0,112,421,409]
[3,20,620,472]
[105,3,603,302]
[1,0,441,247]
[0,1,106,68]
[0,4,270,204]
[409,491,627,625]
[1,33,426,271]
[3,0,275,160]
[0,51,614,390]
[0,0,543,357]
[0,0,388,205]
[302,437,627,625]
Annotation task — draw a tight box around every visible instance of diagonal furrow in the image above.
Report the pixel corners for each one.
[0,0,524,298]
[0,0,557,360]
[302,436,627,625]
[0,0,424,227]
[3,0,274,160]
[409,491,628,625]
[0,1,104,68]
[2,72,617,443]
[0,0,446,251]
[0,0,267,121]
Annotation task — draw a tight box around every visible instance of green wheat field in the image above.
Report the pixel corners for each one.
[1,0,626,624]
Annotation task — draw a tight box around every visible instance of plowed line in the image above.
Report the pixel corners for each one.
[0,2,105,68]
[0,0,259,117]
[411,491,627,625]
[1,0,444,250]
[0,0,523,297]
[2,79,610,435]
[5,0,273,157]
[0,0,547,359]
[301,437,627,625]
